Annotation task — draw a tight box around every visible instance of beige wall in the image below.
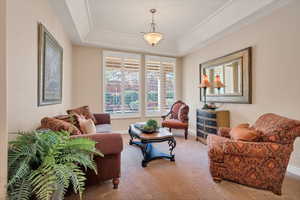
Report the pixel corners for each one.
[6,0,73,132]
[0,0,8,197]
[73,46,182,131]
[182,1,300,168]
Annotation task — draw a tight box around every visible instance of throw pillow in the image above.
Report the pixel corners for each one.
[236,123,250,128]
[229,125,261,142]
[40,117,82,135]
[78,118,97,134]
[67,106,97,124]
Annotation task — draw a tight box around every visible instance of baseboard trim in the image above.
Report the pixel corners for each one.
[287,165,300,176]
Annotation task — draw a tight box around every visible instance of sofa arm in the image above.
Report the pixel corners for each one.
[218,127,231,138]
[71,133,123,155]
[94,113,111,125]
[223,140,293,158]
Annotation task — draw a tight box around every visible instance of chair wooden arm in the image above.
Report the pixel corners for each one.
[161,112,172,120]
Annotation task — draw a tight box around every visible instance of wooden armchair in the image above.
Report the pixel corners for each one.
[161,100,189,139]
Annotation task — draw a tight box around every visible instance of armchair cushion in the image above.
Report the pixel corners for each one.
[171,102,183,119]
[162,119,188,129]
[178,105,189,123]
[67,105,97,124]
[71,133,123,155]
[252,113,300,144]
[229,126,261,142]
[218,127,231,138]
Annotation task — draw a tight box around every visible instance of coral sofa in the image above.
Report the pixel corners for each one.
[40,109,123,189]
[208,113,300,195]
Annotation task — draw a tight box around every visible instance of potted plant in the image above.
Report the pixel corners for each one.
[7,130,102,200]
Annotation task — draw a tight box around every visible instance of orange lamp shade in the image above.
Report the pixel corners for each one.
[200,75,211,88]
[214,75,225,88]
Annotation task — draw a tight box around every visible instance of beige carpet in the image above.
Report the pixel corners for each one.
[67,134,300,200]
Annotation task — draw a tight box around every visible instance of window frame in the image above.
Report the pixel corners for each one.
[145,55,176,117]
[102,50,142,119]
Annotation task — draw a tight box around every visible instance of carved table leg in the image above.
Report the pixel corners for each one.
[168,137,176,161]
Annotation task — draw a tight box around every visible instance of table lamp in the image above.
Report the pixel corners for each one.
[200,74,211,109]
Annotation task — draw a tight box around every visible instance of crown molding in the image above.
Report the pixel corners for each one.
[177,0,294,56]
[85,0,94,31]
[65,0,93,41]
[83,29,178,56]
[54,0,295,56]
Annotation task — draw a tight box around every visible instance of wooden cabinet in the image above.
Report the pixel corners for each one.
[196,109,230,144]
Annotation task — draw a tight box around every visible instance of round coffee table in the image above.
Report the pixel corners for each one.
[128,123,176,167]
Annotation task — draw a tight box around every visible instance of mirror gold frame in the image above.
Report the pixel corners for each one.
[199,47,252,104]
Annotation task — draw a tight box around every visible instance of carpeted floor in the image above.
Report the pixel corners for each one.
[67,134,300,200]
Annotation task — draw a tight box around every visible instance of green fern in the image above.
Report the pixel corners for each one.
[8,130,102,200]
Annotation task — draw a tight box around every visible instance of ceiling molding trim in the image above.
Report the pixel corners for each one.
[179,0,234,39]
[65,0,92,41]
[177,0,293,55]
[81,38,178,57]
[85,0,94,31]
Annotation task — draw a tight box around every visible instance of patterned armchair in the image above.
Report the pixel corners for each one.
[161,100,189,139]
[208,113,300,195]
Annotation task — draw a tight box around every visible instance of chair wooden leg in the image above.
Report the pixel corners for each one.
[184,128,188,140]
[113,178,119,189]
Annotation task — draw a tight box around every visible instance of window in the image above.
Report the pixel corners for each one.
[145,56,176,116]
[103,51,141,117]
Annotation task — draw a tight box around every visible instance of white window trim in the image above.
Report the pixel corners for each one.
[102,50,142,119]
[145,55,176,117]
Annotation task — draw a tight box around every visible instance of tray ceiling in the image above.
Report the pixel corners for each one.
[50,0,293,56]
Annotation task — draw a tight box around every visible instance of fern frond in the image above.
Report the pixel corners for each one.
[8,158,31,187]
[8,175,31,200]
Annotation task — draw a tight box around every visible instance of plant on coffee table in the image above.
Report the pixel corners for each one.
[8,130,102,200]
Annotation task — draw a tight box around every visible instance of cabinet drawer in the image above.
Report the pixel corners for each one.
[205,120,217,127]
[197,111,216,119]
[205,127,217,134]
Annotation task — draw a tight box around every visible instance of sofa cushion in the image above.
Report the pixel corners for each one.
[96,124,112,133]
[162,119,188,129]
[41,117,81,135]
[79,118,97,134]
[67,106,97,124]
[252,113,300,144]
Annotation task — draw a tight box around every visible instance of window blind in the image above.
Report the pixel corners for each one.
[145,56,176,115]
[103,51,141,116]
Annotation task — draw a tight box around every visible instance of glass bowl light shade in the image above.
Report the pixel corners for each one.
[143,32,163,46]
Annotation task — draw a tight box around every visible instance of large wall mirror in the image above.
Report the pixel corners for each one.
[200,47,252,104]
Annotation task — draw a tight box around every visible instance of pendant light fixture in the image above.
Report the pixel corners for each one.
[143,9,163,46]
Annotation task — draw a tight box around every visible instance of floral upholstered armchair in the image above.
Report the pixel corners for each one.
[207,113,300,195]
[161,100,189,139]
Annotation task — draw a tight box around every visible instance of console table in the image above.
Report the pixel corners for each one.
[196,109,230,144]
